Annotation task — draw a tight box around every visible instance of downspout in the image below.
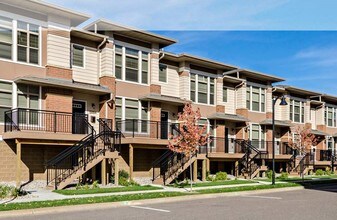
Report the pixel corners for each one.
[159,49,165,60]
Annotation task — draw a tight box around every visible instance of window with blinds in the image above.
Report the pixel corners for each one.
[17,21,39,64]
[190,74,196,102]
[289,99,305,123]
[115,45,122,79]
[198,75,208,104]
[246,85,266,112]
[125,47,139,83]
[159,63,167,82]
[190,74,215,105]
[72,45,84,67]
[0,81,12,123]
[325,106,337,127]
[17,84,39,125]
[0,16,12,60]
[142,52,148,84]
[223,86,228,102]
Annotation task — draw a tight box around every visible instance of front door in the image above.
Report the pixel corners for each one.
[161,111,169,139]
[72,100,86,134]
[225,128,229,153]
[275,138,281,155]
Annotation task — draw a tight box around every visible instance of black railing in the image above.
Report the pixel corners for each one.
[320,150,332,161]
[115,119,180,139]
[46,119,122,189]
[208,137,245,154]
[4,108,88,134]
[248,141,293,156]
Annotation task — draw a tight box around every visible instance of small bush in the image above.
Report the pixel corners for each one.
[0,185,25,199]
[92,180,100,189]
[119,170,129,179]
[279,172,289,179]
[315,169,324,176]
[214,172,227,181]
[266,170,273,179]
[119,177,129,186]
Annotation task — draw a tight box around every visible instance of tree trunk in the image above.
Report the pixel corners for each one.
[189,153,193,192]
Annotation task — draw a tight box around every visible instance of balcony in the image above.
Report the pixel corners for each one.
[3,108,90,142]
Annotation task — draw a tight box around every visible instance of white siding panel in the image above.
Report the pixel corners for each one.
[160,66,179,97]
[100,47,113,77]
[73,49,99,85]
[226,88,235,114]
[179,75,190,100]
[47,34,70,68]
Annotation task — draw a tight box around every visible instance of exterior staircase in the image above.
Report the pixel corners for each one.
[152,151,197,185]
[46,119,122,190]
[290,148,314,176]
[237,140,265,179]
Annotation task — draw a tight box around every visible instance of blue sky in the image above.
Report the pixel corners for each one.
[47,0,337,95]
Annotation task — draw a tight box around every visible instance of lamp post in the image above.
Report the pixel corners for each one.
[272,96,288,185]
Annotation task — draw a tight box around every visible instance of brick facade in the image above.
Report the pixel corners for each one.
[46,65,73,80]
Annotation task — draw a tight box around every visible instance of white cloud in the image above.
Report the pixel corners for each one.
[294,46,337,67]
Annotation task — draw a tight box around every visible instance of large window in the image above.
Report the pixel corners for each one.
[17,84,39,125]
[0,81,12,123]
[72,44,84,67]
[246,85,266,112]
[17,21,39,64]
[325,106,337,127]
[190,73,215,105]
[250,124,265,149]
[114,45,148,84]
[0,16,12,60]
[115,97,149,133]
[289,99,305,123]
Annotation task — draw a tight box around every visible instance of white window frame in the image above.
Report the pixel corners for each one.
[113,42,150,85]
[325,105,337,128]
[71,44,85,68]
[159,63,168,83]
[249,123,266,149]
[190,72,215,106]
[0,79,13,124]
[289,99,305,123]
[246,84,266,113]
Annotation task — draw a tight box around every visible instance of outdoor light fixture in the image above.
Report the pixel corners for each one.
[272,96,288,185]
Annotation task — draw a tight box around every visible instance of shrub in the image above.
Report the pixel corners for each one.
[279,172,289,179]
[119,177,129,186]
[119,170,129,179]
[0,185,25,199]
[266,170,273,179]
[214,172,227,181]
[92,180,100,189]
[315,169,324,176]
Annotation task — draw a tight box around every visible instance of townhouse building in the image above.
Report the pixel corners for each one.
[0,0,336,189]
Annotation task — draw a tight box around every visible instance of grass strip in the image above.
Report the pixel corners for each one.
[196,183,299,194]
[175,180,257,188]
[54,185,162,195]
[0,192,186,212]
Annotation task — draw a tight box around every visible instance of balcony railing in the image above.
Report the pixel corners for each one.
[4,108,89,134]
[115,119,180,139]
[249,141,293,155]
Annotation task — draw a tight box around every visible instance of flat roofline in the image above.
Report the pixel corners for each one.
[276,85,322,96]
[83,19,177,47]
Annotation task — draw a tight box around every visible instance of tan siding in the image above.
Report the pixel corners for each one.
[158,65,179,97]
[236,85,246,109]
[216,81,223,105]
[226,88,235,114]
[100,47,113,77]
[150,54,159,84]
[179,75,190,100]
[73,49,99,85]
[47,34,70,68]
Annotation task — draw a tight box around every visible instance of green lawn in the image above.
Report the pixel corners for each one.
[54,185,162,195]
[1,180,335,212]
[259,175,337,183]
[172,180,257,188]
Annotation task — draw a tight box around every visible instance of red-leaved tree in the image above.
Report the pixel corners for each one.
[168,103,210,190]
[289,125,318,154]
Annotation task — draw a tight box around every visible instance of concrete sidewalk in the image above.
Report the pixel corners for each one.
[1,181,267,204]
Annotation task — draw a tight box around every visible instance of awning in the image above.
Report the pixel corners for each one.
[139,93,189,105]
[259,119,292,127]
[208,112,249,122]
[15,76,111,95]
[311,129,329,136]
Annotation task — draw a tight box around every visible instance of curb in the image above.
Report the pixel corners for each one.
[0,186,304,218]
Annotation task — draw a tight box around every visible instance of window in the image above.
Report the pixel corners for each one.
[159,63,167,82]
[250,124,265,149]
[223,86,227,102]
[289,99,305,123]
[114,45,148,84]
[190,74,215,105]
[142,52,148,84]
[246,85,266,112]
[190,74,196,102]
[72,45,84,67]
[0,16,12,60]
[17,21,39,64]
[115,45,122,79]
[17,84,39,125]
[0,81,12,123]
[116,97,149,133]
[325,106,337,127]
[125,48,139,82]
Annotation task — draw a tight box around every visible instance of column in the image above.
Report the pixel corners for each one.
[16,140,21,188]
[91,166,96,181]
[193,160,198,182]
[129,144,134,180]
[101,159,106,186]
[235,161,239,177]
[114,158,119,186]
[202,159,207,181]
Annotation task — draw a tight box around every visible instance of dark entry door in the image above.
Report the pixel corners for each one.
[72,100,87,134]
[225,128,229,153]
[161,111,169,139]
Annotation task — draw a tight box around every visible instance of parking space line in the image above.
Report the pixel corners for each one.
[129,205,171,213]
[241,195,282,200]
